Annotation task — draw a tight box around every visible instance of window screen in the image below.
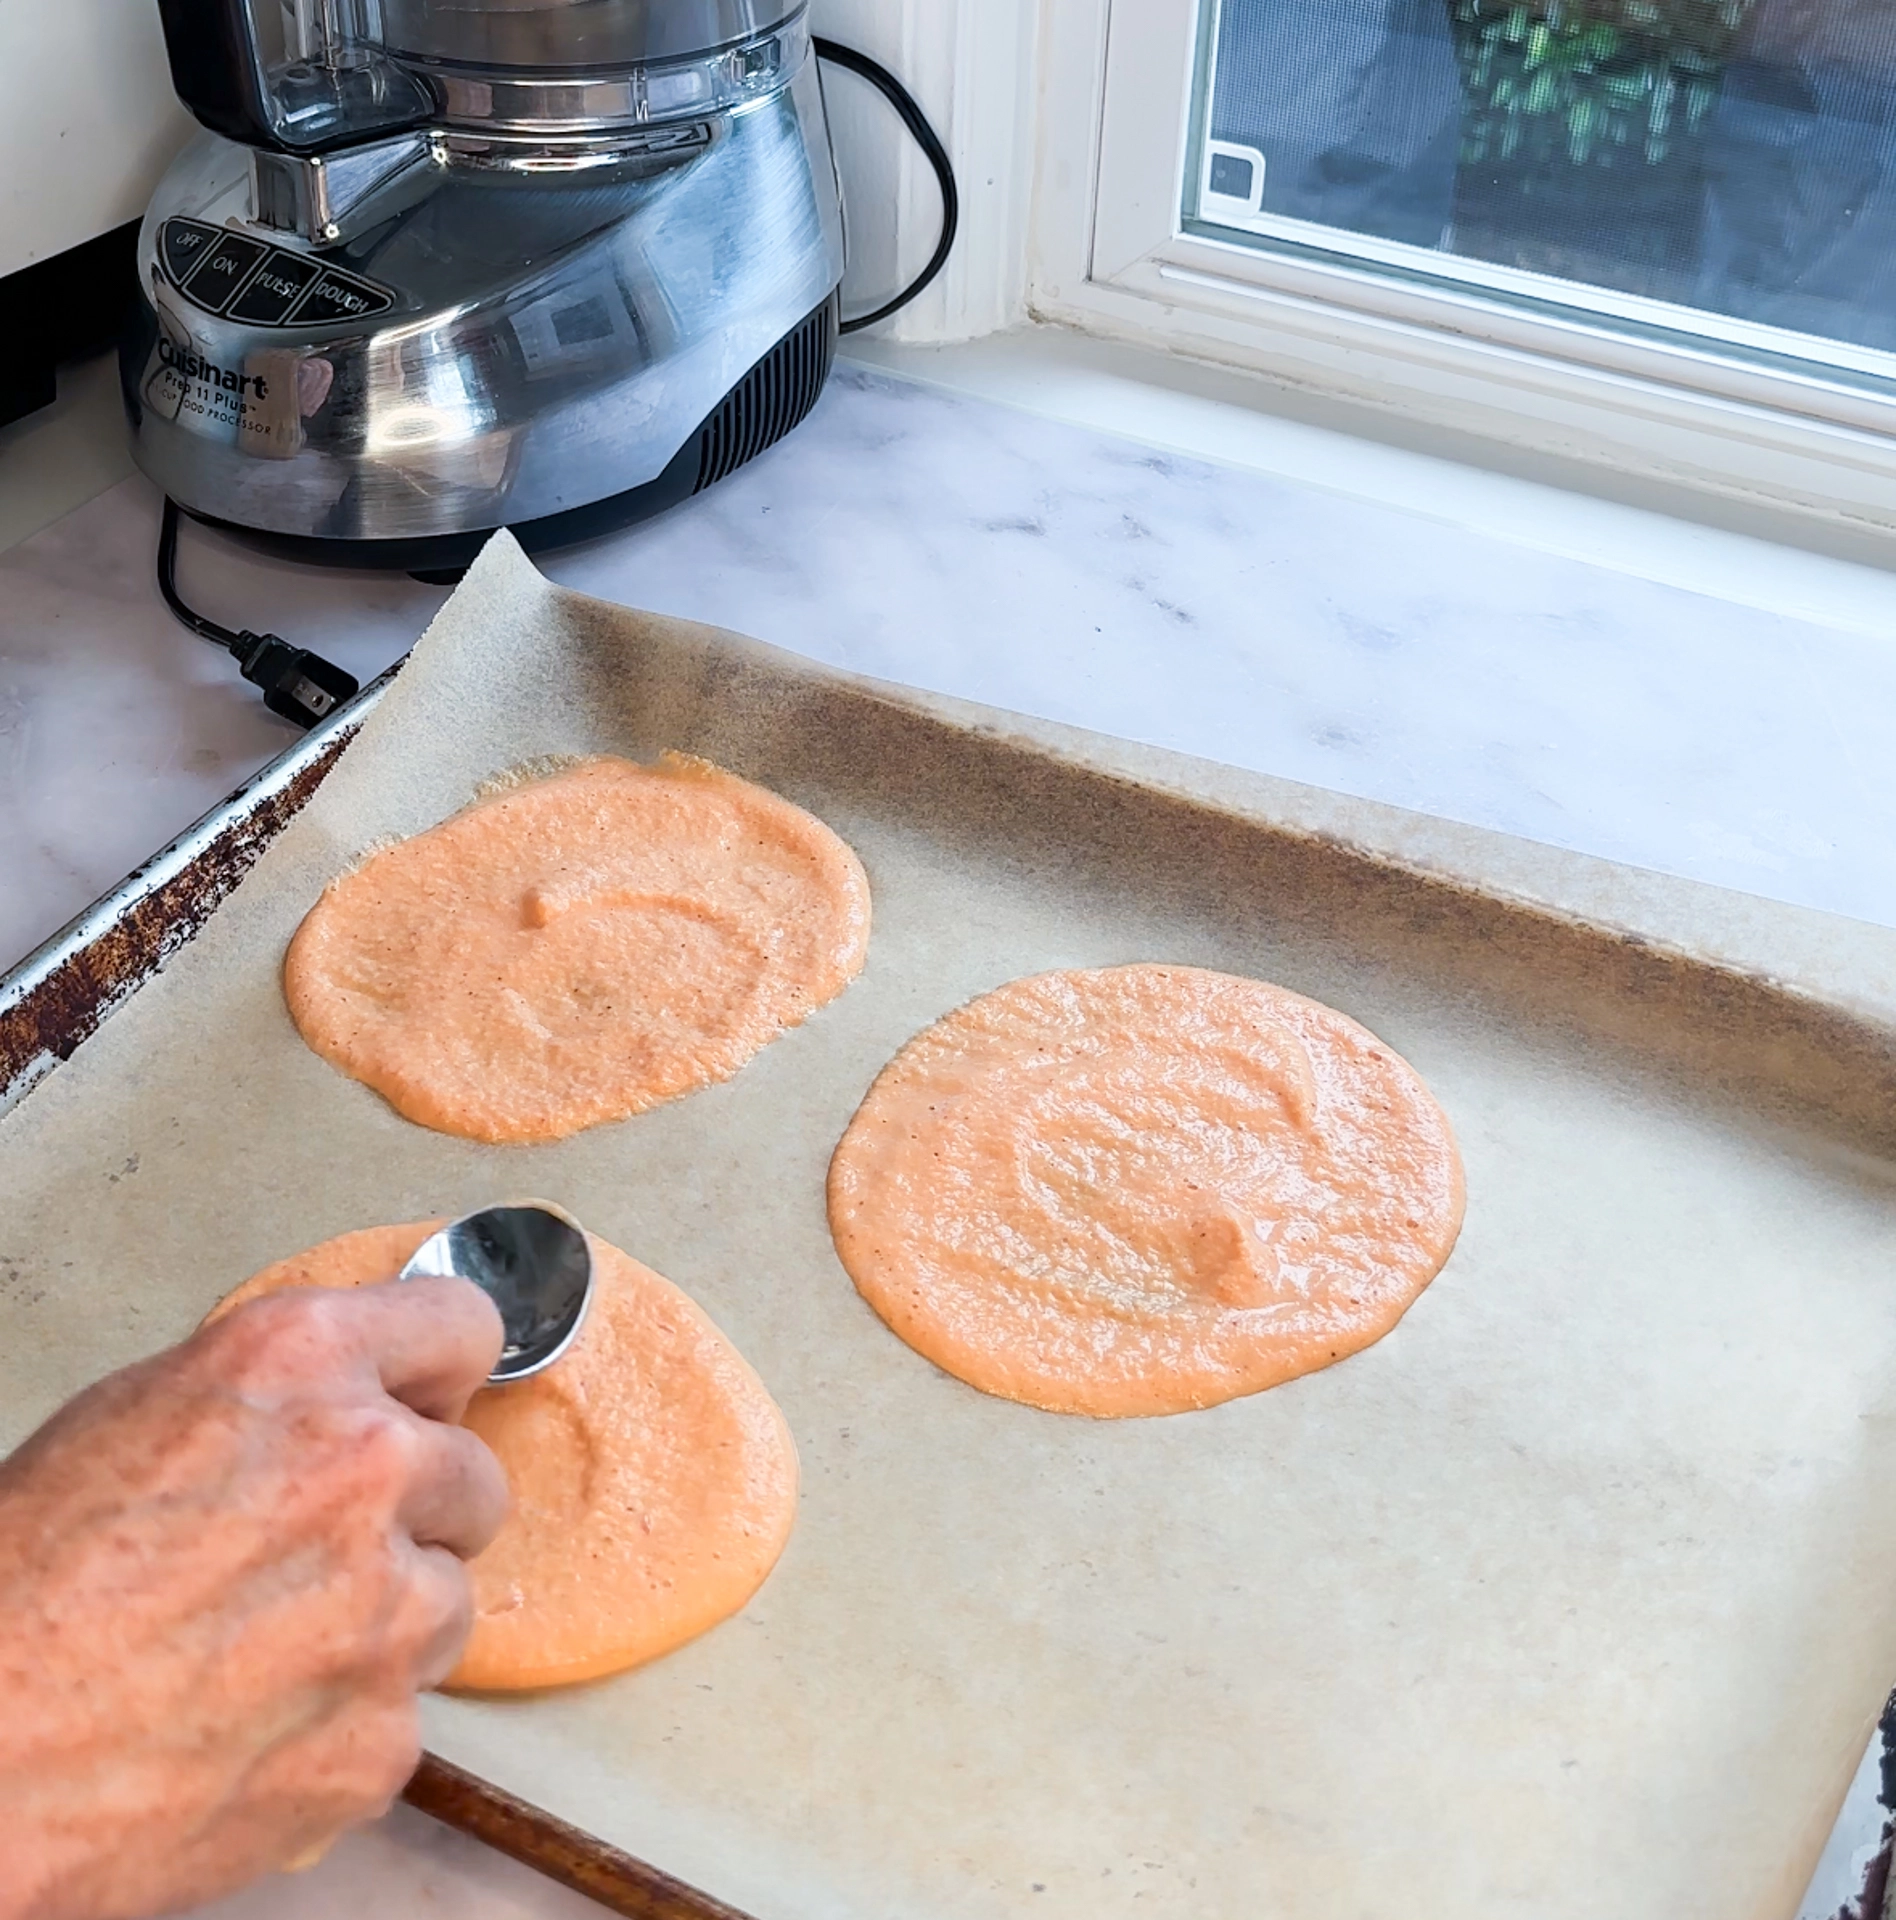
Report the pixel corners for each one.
[1193,0,1896,357]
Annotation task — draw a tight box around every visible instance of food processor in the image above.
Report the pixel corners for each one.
[122,0,951,585]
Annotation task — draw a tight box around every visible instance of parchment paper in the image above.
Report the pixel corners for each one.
[3,534,1896,1920]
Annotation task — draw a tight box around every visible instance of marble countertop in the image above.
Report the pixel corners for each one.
[1,357,1891,1919]
[6,364,1895,974]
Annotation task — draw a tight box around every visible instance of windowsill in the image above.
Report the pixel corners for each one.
[843,319,1896,641]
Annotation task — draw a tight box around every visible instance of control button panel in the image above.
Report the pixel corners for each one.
[159,218,395,329]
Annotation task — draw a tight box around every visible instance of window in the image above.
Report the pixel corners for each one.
[1192,0,1896,368]
[1030,0,1896,519]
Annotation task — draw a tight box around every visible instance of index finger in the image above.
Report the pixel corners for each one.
[337,1276,504,1423]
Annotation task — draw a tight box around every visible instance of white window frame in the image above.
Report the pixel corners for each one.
[812,0,1039,343]
[1027,0,1896,532]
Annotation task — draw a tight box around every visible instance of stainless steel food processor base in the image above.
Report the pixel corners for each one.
[120,44,845,566]
[179,290,839,576]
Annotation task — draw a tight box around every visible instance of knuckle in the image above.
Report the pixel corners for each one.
[412,1547,472,1626]
[357,1702,424,1813]
[279,1404,427,1540]
[355,1401,427,1479]
[198,1287,359,1388]
[315,1402,427,1507]
[433,1558,476,1636]
[454,1428,512,1529]
[395,1554,476,1686]
[270,1286,360,1354]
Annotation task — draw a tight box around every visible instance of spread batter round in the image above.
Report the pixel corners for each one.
[828,964,1464,1418]
[285,755,871,1143]
[212,1221,798,1691]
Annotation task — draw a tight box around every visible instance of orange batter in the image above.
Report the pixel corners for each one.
[212,1221,798,1691]
[827,964,1464,1418]
[285,754,871,1143]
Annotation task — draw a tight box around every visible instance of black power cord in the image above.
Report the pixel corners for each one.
[155,48,952,709]
[157,498,359,729]
[814,38,960,334]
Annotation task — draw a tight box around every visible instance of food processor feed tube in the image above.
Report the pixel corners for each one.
[155,0,436,153]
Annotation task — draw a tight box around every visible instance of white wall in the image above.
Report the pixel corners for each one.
[812,0,1040,342]
[0,0,192,276]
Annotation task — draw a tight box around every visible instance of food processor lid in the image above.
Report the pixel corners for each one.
[378,0,804,73]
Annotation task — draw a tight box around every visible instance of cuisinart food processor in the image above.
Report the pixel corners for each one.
[122,0,953,618]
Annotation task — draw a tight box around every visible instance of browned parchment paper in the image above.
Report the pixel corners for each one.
[3,534,1895,1920]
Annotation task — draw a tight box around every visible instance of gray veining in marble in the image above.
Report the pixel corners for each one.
[547,368,1896,931]
[6,363,1890,979]
[0,485,437,967]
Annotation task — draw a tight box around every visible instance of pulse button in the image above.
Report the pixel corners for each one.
[227,254,320,326]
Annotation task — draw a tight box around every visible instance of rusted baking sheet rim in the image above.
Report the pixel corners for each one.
[405,1754,758,1919]
[0,670,394,1118]
[0,661,756,1913]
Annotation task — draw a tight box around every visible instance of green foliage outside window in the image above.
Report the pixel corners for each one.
[1450,0,1749,170]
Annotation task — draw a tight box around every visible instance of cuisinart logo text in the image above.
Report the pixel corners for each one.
[157,337,268,399]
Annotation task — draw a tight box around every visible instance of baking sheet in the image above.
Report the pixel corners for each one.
[2,534,1895,1920]
[0,679,381,1121]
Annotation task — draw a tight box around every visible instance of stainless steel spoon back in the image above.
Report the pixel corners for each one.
[399,1200,594,1384]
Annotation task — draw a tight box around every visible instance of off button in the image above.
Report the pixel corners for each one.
[159,218,219,289]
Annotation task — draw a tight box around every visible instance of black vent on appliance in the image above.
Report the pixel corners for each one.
[694,292,839,495]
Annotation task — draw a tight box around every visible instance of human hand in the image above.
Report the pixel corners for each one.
[0,1276,508,1920]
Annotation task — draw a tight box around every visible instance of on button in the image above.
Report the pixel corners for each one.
[183,234,268,314]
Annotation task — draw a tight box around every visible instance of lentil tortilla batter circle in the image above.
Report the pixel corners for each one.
[827,964,1464,1418]
[211,1221,799,1691]
[284,754,871,1144]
